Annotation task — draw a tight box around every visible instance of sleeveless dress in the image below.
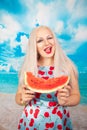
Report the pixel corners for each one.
[18,66,73,130]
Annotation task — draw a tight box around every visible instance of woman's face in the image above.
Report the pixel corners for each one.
[36,27,56,59]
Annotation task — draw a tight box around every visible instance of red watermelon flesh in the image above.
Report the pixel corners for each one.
[25,72,70,93]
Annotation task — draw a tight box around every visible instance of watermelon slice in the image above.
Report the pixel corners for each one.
[25,72,70,93]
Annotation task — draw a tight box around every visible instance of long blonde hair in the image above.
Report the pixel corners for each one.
[19,26,78,85]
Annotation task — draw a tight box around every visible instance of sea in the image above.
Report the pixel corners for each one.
[0,71,87,105]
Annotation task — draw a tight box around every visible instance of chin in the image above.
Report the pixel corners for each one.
[44,54,54,58]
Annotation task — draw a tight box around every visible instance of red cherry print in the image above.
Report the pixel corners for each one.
[57,111,63,119]
[33,99,37,104]
[52,107,57,114]
[34,128,37,130]
[54,92,57,97]
[38,70,45,75]
[47,94,52,98]
[45,123,50,128]
[35,93,41,98]
[24,122,26,126]
[20,118,23,123]
[57,124,62,129]
[29,118,34,127]
[30,109,33,114]
[50,122,54,128]
[29,101,32,106]
[50,66,54,70]
[48,71,53,75]
[45,122,54,128]
[67,112,70,118]
[34,109,40,118]
[42,76,49,80]
[64,118,67,126]
[25,109,28,117]
[18,124,21,129]
[48,101,57,107]
[26,128,29,130]
[66,127,70,130]
[44,112,50,117]
[29,122,33,127]
[63,109,66,114]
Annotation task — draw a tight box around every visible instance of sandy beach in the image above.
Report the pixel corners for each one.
[0,93,87,130]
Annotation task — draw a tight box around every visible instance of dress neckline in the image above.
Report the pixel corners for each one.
[38,65,54,68]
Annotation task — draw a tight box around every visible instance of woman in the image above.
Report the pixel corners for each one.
[15,26,80,130]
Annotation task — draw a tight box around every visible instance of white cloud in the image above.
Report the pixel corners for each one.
[0,57,24,72]
[0,14,21,43]
[66,0,76,13]
[0,0,87,57]
[8,58,22,71]
[54,21,64,34]
[36,3,52,25]
[74,25,87,41]
[74,0,87,18]
[20,35,28,52]
[0,64,10,72]
[21,0,67,30]
[59,24,87,55]
[67,0,87,23]
[9,35,28,54]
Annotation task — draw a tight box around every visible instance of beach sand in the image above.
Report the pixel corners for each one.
[0,93,87,130]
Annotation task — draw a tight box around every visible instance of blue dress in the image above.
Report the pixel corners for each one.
[18,66,73,130]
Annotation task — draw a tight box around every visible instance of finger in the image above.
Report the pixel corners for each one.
[58,89,70,97]
[25,90,35,95]
[58,96,67,103]
[22,86,35,95]
[64,85,72,91]
[58,88,68,93]
[58,92,69,98]
[22,94,35,102]
[25,94,35,99]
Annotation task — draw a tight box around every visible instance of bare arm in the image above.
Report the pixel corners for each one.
[15,85,35,106]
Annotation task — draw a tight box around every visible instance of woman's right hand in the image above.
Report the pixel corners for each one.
[21,85,35,105]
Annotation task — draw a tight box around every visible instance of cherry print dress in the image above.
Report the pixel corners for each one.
[18,66,73,130]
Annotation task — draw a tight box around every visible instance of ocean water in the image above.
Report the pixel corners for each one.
[0,73,18,93]
[0,72,87,105]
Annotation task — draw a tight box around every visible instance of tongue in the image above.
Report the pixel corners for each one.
[45,48,51,53]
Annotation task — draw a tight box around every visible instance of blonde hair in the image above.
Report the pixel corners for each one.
[19,26,78,86]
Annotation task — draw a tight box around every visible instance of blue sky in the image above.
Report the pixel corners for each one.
[0,0,87,72]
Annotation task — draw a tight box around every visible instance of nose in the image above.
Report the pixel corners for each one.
[44,39,49,45]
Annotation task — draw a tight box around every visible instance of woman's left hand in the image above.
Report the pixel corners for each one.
[57,85,72,106]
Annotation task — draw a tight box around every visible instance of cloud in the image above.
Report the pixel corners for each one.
[19,35,28,52]
[74,25,87,41]
[0,13,21,43]
[66,0,76,13]
[0,57,24,72]
[21,0,68,30]
[54,21,64,34]
[67,0,87,27]
[36,2,52,25]
[0,0,87,59]
[8,57,24,72]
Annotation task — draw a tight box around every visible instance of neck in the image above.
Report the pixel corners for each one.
[38,57,54,66]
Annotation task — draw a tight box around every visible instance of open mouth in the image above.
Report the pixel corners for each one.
[44,46,52,54]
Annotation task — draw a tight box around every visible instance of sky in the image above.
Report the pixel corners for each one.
[0,0,87,72]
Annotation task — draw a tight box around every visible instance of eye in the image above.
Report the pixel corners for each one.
[37,39,43,43]
[47,37,53,40]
